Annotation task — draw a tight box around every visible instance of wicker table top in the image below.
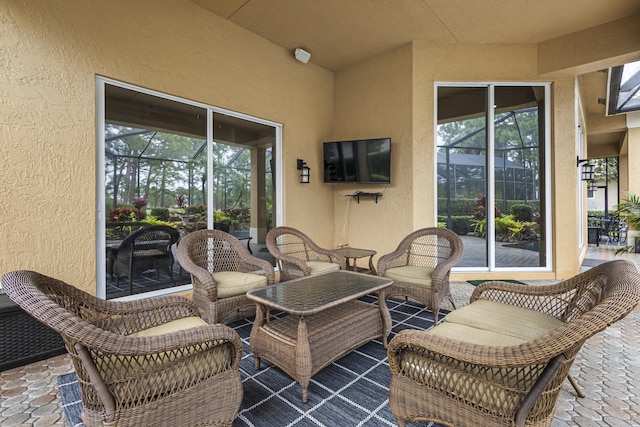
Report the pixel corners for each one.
[247,270,391,316]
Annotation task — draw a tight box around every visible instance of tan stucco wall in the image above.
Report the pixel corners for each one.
[0,0,334,293]
[331,45,414,257]
[334,42,583,280]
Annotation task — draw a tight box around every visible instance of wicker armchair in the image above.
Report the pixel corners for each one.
[177,229,275,323]
[377,227,463,323]
[1,270,243,427]
[110,225,180,292]
[266,226,346,281]
[387,259,640,427]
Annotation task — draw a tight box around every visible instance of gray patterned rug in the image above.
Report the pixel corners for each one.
[58,296,443,426]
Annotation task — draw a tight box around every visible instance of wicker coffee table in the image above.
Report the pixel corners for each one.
[246,270,392,402]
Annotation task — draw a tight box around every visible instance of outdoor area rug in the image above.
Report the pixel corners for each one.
[467,279,525,286]
[58,296,444,427]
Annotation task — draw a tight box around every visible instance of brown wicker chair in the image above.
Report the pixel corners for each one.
[266,226,346,281]
[177,229,275,323]
[1,270,243,427]
[110,225,180,293]
[387,259,640,427]
[377,227,464,323]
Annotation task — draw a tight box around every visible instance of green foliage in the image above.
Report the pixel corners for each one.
[140,216,180,228]
[614,192,640,255]
[438,215,473,235]
[437,198,476,216]
[222,205,251,230]
[108,207,137,222]
[510,204,533,222]
[471,218,486,237]
[494,214,537,242]
[150,207,170,221]
[615,192,640,231]
[185,205,207,215]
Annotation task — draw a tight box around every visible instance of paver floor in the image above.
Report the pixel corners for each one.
[1,243,639,426]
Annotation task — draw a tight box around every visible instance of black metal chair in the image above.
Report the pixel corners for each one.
[111,225,180,293]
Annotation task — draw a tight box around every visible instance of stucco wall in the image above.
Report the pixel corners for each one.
[334,41,583,279]
[0,0,334,293]
[331,45,414,259]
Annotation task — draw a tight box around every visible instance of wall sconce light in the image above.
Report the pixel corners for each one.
[297,159,310,184]
[587,180,598,192]
[576,156,595,181]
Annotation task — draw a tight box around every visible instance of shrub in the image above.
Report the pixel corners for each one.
[438,215,473,235]
[150,207,170,221]
[108,207,136,222]
[510,204,533,222]
[185,205,207,215]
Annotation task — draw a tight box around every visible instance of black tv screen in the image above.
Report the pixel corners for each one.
[323,138,391,184]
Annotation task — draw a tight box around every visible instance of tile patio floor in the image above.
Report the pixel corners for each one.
[1,243,639,426]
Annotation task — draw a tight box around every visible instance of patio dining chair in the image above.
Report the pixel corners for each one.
[1,270,243,427]
[377,227,464,323]
[110,225,180,293]
[266,226,346,281]
[177,229,275,323]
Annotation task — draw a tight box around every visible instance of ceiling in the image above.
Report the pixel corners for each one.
[190,0,640,71]
[192,1,640,151]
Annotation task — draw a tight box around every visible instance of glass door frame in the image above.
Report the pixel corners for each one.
[434,82,552,273]
[95,76,283,299]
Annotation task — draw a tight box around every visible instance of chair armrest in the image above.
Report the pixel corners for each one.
[388,329,565,369]
[176,243,220,301]
[387,328,576,423]
[274,253,312,279]
[76,323,243,415]
[376,249,409,275]
[77,294,203,334]
[235,253,276,285]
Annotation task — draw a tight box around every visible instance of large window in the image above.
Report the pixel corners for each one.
[437,84,551,271]
[97,78,282,299]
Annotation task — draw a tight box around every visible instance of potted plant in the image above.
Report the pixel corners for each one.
[614,192,640,254]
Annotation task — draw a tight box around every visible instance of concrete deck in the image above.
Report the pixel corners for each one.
[1,244,639,426]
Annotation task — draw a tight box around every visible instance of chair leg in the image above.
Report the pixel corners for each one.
[447,294,457,310]
[567,374,586,398]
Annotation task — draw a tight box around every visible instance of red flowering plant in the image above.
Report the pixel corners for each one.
[176,194,187,209]
[131,197,147,220]
[108,207,136,222]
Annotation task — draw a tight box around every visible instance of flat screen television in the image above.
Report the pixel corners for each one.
[323,137,391,184]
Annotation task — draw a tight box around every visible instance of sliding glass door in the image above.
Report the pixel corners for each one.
[97,78,281,299]
[436,84,550,271]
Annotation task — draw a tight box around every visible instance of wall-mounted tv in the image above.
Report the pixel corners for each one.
[323,137,391,184]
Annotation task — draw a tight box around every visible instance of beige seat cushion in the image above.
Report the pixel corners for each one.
[306,260,341,274]
[384,265,435,287]
[212,271,268,298]
[428,322,528,346]
[443,299,565,341]
[128,316,208,338]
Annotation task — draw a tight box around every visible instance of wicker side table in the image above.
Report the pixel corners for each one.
[334,247,377,274]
